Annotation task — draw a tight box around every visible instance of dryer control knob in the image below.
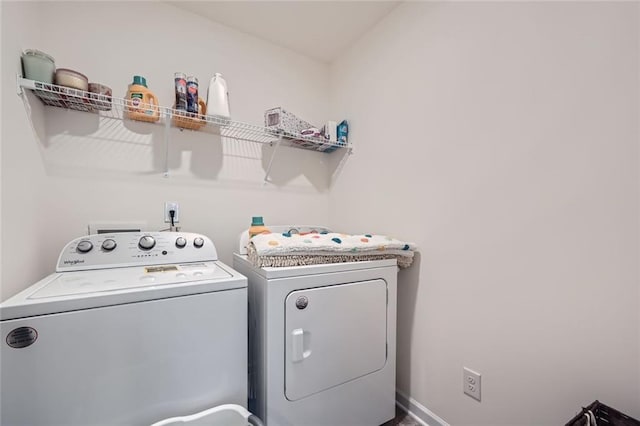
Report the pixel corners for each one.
[138,235,156,250]
[175,237,187,248]
[193,237,204,248]
[101,239,117,251]
[76,240,93,253]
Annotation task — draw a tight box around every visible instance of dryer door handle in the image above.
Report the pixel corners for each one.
[291,328,311,362]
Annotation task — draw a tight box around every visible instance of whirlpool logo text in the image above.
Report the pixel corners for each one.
[63,259,85,265]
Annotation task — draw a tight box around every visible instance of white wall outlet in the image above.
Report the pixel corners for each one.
[164,202,179,223]
[463,367,481,401]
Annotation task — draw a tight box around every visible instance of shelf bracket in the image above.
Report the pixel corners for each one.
[163,110,171,177]
[263,136,282,184]
[16,73,24,96]
[329,144,353,188]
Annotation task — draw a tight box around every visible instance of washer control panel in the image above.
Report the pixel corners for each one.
[57,232,217,272]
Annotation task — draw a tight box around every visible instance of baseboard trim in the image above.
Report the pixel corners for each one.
[396,390,449,426]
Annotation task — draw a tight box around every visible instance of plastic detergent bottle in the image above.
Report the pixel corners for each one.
[249,216,270,239]
[206,73,230,118]
[125,75,160,122]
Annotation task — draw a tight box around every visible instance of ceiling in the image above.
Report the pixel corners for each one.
[170,1,400,63]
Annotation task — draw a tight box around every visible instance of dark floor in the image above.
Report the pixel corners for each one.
[381,406,421,426]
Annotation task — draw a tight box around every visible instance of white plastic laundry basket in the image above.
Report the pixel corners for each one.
[150,404,264,426]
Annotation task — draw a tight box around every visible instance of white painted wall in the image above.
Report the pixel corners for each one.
[2,1,639,424]
[329,2,640,424]
[1,1,333,299]
[1,1,46,300]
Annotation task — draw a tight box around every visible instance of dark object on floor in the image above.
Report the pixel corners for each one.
[381,406,421,426]
[565,400,640,426]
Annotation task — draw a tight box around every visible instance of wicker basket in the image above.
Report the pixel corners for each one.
[172,112,206,130]
[172,98,207,130]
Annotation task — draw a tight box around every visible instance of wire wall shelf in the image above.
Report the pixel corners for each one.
[17,77,350,153]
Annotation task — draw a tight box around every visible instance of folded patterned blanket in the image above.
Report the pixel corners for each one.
[247,232,417,268]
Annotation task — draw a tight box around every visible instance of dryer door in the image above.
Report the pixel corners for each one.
[284,279,387,401]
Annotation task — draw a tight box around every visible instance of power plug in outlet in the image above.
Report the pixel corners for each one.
[463,367,481,401]
[164,202,179,223]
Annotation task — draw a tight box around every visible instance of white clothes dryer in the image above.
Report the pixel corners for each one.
[233,226,397,426]
[1,232,247,426]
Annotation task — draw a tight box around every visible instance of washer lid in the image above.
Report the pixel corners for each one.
[0,261,246,321]
[32,262,232,299]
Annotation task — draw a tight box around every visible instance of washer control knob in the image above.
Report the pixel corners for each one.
[193,237,204,248]
[175,237,187,248]
[138,235,156,250]
[76,240,93,253]
[101,239,117,251]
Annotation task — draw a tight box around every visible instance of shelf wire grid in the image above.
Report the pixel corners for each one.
[19,78,349,153]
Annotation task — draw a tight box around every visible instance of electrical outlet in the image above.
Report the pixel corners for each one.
[463,367,481,401]
[164,202,179,223]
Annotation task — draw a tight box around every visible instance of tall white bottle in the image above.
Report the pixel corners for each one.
[206,73,230,119]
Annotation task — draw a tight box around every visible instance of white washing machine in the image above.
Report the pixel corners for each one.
[233,226,397,426]
[1,232,247,426]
